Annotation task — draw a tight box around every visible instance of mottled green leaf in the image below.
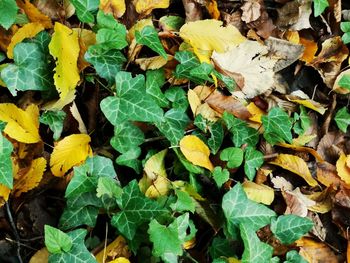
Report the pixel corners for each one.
[116,147,142,173]
[59,205,99,230]
[110,121,144,154]
[244,147,264,181]
[209,237,236,259]
[335,107,350,133]
[212,167,230,188]
[189,63,214,82]
[136,26,167,59]
[164,86,188,111]
[285,250,308,263]
[208,122,224,154]
[220,147,244,169]
[0,132,13,189]
[0,0,18,30]
[44,225,72,254]
[96,177,122,199]
[40,110,66,141]
[159,15,185,31]
[174,51,200,80]
[338,74,350,91]
[146,69,169,108]
[70,0,99,23]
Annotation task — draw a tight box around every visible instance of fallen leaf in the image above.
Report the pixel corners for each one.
[333,68,350,94]
[135,55,171,71]
[70,102,88,134]
[109,258,130,263]
[270,154,318,187]
[99,0,126,18]
[317,162,345,189]
[145,176,170,198]
[241,0,261,23]
[0,185,11,204]
[283,187,316,217]
[271,175,294,191]
[287,98,327,115]
[205,0,220,19]
[50,134,92,177]
[73,28,96,72]
[296,237,338,263]
[29,247,49,263]
[242,181,274,205]
[246,102,265,123]
[277,142,323,162]
[336,153,350,185]
[299,37,318,63]
[0,103,41,143]
[179,135,214,171]
[16,0,53,28]
[306,188,333,214]
[133,0,169,15]
[95,235,131,263]
[144,149,168,180]
[0,25,18,52]
[7,22,45,59]
[188,88,220,121]
[317,131,345,163]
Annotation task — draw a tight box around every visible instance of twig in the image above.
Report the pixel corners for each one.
[102,222,109,263]
[5,202,23,263]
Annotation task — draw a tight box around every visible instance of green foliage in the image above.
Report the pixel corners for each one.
[212,167,230,188]
[334,107,350,133]
[0,131,13,189]
[146,69,169,108]
[341,22,350,44]
[0,0,18,29]
[136,26,167,59]
[208,121,224,154]
[44,225,73,254]
[110,121,145,153]
[313,0,329,17]
[209,237,236,259]
[170,189,195,213]
[338,74,350,91]
[70,0,99,23]
[40,110,66,141]
[159,15,185,31]
[244,147,264,181]
[293,106,311,135]
[220,147,244,169]
[285,250,308,263]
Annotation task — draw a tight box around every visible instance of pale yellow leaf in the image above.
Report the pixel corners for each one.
[270,154,318,187]
[306,188,332,214]
[43,89,76,110]
[70,102,87,134]
[99,0,126,18]
[7,22,45,59]
[292,134,317,146]
[133,0,169,15]
[242,181,274,205]
[289,99,327,115]
[336,153,350,185]
[277,142,323,162]
[49,22,80,108]
[246,102,265,123]
[29,247,49,263]
[13,157,46,197]
[144,149,167,180]
[109,258,130,263]
[16,0,53,28]
[188,89,201,116]
[50,134,92,177]
[179,135,214,171]
[0,103,41,143]
[135,55,171,71]
[145,176,170,198]
[95,236,131,263]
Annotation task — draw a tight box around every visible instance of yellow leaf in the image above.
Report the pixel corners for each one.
[206,0,220,20]
[144,149,168,180]
[183,237,196,249]
[16,0,53,28]
[29,247,49,263]
[135,55,170,71]
[99,0,126,18]
[73,28,96,72]
[0,103,41,143]
[285,31,300,44]
[7,22,45,59]
[306,188,332,214]
[180,19,246,53]
[0,184,11,203]
[277,142,323,162]
[179,135,214,171]
[292,134,317,146]
[227,258,241,263]
[145,176,170,198]
[50,134,92,177]
[133,0,169,15]
[127,18,153,42]
[43,89,76,111]
[109,258,130,263]
[336,153,350,185]
[13,157,46,197]
[188,89,201,116]
[246,102,265,123]
[242,181,274,205]
[95,236,131,263]
[49,22,80,108]
[270,154,318,187]
[289,99,327,115]
[300,37,318,63]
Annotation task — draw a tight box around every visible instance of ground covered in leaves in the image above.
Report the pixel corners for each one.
[1,0,350,262]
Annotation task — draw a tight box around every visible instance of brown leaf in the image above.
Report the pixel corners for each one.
[241,1,261,23]
[317,161,346,189]
[16,0,53,28]
[296,237,339,262]
[283,188,316,217]
[317,131,345,163]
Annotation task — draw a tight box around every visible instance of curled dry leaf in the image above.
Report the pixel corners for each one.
[95,235,131,262]
[317,131,345,163]
[317,161,345,189]
[135,55,171,71]
[333,68,350,94]
[246,102,266,123]
[296,237,338,262]
[99,0,126,18]
[299,37,318,63]
[16,0,53,28]
[133,0,169,15]
[336,153,350,185]
[73,28,96,72]
[241,1,261,23]
[277,143,323,162]
[283,187,316,217]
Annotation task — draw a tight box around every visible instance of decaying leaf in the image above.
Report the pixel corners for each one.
[16,0,53,28]
[99,0,126,18]
[133,0,169,15]
[95,235,131,263]
[296,237,338,263]
[283,187,316,217]
[242,181,274,205]
[336,153,350,185]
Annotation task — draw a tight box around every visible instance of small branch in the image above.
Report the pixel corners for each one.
[5,202,23,263]
[264,153,278,160]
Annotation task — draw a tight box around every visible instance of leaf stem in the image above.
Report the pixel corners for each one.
[5,201,23,263]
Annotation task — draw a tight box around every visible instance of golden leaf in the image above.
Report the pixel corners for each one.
[29,247,49,263]
[270,154,318,187]
[13,157,46,197]
[109,258,130,263]
[135,55,170,71]
[246,102,265,123]
[7,22,45,59]
[0,103,41,143]
[99,0,126,18]
[277,142,323,162]
[336,153,350,185]
[179,135,214,171]
[296,237,338,263]
[49,22,80,109]
[0,184,11,204]
[144,149,168,180]
[145,176,170,198]
[95,236,131,263]
[289,99,327,115]
[300,37,318,63]
[205,0,220,20]
[242,181,275,205]
[50,134,92,177]
[133,0,169,15]
[16,0,53,28]
[73,28,96,72]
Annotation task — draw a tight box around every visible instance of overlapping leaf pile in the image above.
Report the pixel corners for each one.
[1,0,350,262]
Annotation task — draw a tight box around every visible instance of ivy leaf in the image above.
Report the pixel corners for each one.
[40,110,66,141]
[174,51,200,79]
[96,27,128,51]
[220,147,244,169]
[44,225,73,254]
[212,167,230,188]
[0,0,18,30]
[213,70,236,92]
[334,107,350,133]
[209,237,236,259]
[313,0,329,17]
[240,223,273,263]
[164,87,188,111]
[116,147,142,173]
[0,132,13,189]
[59,205,99,230]
[285,250,308,263]
[170,189,195,213]
[244,147,264,181]
[146,69,169,108]
[100,71,164,125]
[159,15,185,31]
[48,228,96,263]
[271,215,313,245]
[222,183,276,239]
[136,26,167,59]
[338,74,350,91]
[112,180,168,240]
[70,0,99,23]
[262,107,292,145]
[96,177,122,199]
[208,122,224,154]
[84,45,126,83]
[189,63,214,82]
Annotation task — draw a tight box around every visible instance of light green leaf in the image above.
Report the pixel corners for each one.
[116,147,142,173]
[70,0,99,23]
[174,51,200,80]
[136,26,167,59]
[0,132,13,189]
[44,225,73,254]
[189,63,214,82]
[271,215,313,245]
[100,71,164,125]
[213,71,236,92]
[313,0,329,17]
[285,250,308,263]
[110,121,144,154]
[341,22,350,32]
[0,0,18,30]
[262,107,292,145]
[84,45,126,83]
[220,147,244,169]
[59,205,99,230]
[240,223,273,263]
[48,228,96,263]
[96,27,128,50]
[212,167,230,188]
[335,107,350,133]
[338,74,350,91]
[222,183,276,239]
[96,177,122,198]
[146,69,169,108]
[159,15,185,31]
[342,32,350,45]
[112,180,168,240]
[40,110,66,141]
[244,147,264,181]
[170,189,195,213]
[208,122,224,154]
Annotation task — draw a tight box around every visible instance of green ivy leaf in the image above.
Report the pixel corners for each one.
[174,148,204,174]
[213,71,236,92]
[338,74,350,91]
[240,223,273,263]
[44,225,73,254]
[112,180,168,240]
[341,22,350,32]
[0,0,18,30]
[116,147,142,173]
[271,215,313,245]
[146,69,169,108]
[284,250,308,263]
[95,20,128,51]
[159,15,185,31]
[40,110,66,141]
[220,147,244,169]
[212,167,230,188]
[209,237,236,259]
[189,63,214,82]
[244,147,264,181]
[136,26,167,59]
[164,86,188,111]
[170,189,195,213]
[48,228,96,263]
[342,32,350,45]
[100,71,164,125]
[294,106,311,135]
[59,205,99,230]
[0,132,13,189]
[222,183,276,239]
[70,0,99,23]
[335,107,350,133]
[174,51,200,80]
[96,177,122,199]
[208,122,224,154]
[313,0,329,17]
[262,107,292,145]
